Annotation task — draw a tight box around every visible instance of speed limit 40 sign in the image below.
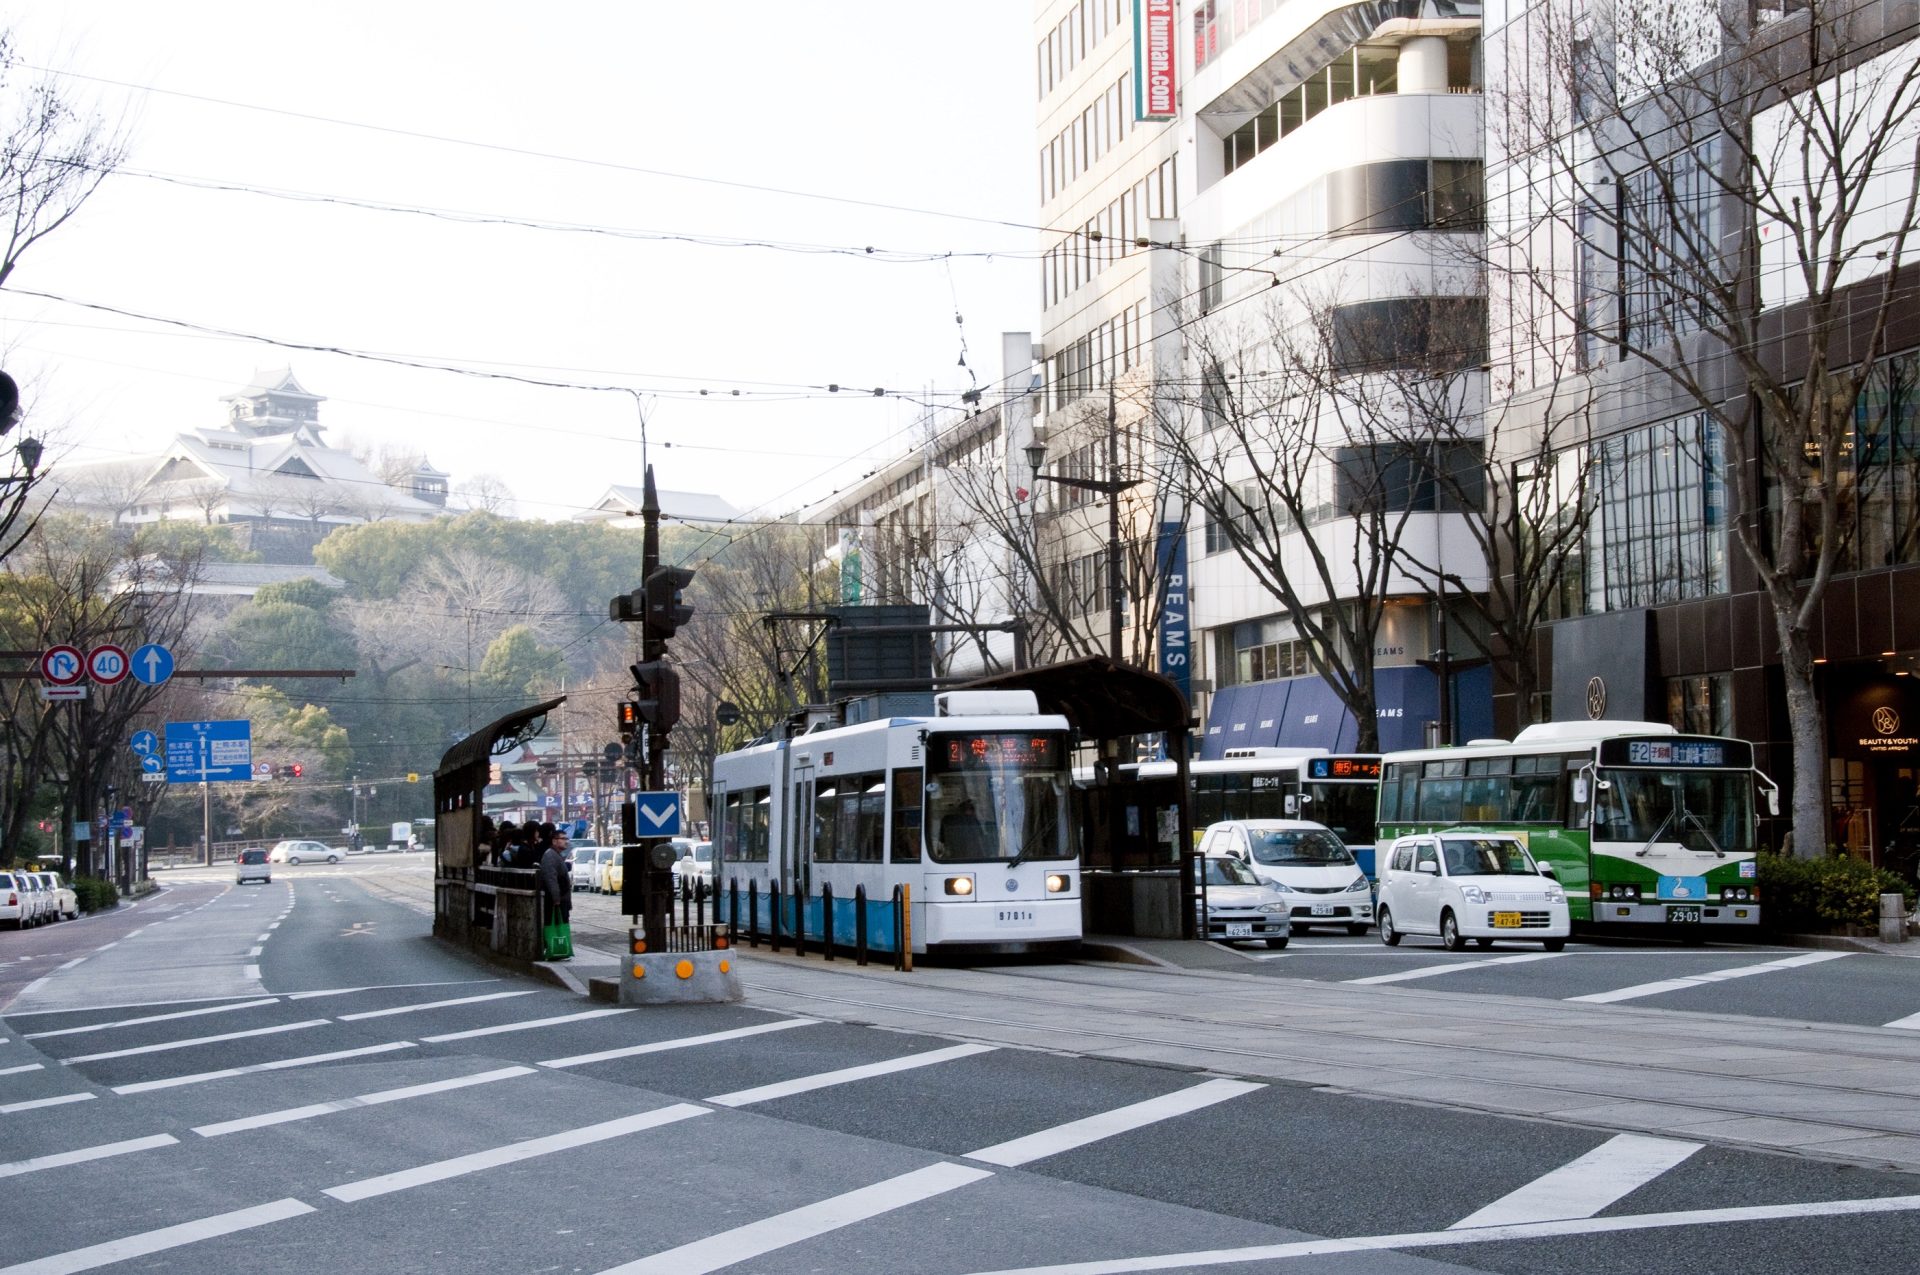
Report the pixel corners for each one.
[87,645,130,685]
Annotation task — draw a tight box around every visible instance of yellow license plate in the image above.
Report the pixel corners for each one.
[1492,911,1523,928]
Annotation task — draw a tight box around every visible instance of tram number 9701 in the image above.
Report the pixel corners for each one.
[996,909,1036,925]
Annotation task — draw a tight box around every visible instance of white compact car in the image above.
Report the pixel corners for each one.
[1196,854,1291,948]
[672,840,714,889]
[1,870,32,928]
[1198,819,1374,934]
[269,840,341,865]
[35,872,78,922]
[1376,832,1570,951]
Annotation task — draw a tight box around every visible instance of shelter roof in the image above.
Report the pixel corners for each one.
[960,657,1189,740]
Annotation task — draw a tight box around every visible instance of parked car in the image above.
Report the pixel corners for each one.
[1196,854,1291,948]
[602,848,624,896]
[1199,819,1374,935]
[575,846,613,892]
[1376,832,1569,951]
[269,839,342,865]
[671,840,714,888]
[34,872,78,922]
[235,848,272,885]
[1,869,32,928]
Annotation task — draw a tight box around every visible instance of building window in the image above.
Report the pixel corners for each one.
[1667,674,1731,736]
[1329,297,1488,373]
[1620,139,1720,348]
[1587,414,1728,611]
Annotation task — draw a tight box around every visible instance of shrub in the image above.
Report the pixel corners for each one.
[1758,851,1914,932]
[72,876,119,914]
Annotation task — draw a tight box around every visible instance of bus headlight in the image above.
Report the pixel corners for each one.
[1045,873,1071,893]
[944,876,974,896]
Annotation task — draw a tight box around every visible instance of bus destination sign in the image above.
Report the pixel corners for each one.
[1600,736,1752,769]
[1307,755,1382,780]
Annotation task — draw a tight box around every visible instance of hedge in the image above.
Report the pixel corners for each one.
[72,876,119,914]
[1758,852,1914,933]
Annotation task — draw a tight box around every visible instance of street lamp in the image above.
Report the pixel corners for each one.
[1024,384,1141,662]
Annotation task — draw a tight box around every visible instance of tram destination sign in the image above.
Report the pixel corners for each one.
[935,733,1062,769]
[1599,736,1751,769]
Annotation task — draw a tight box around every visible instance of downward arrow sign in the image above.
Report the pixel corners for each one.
[640,803,675,829]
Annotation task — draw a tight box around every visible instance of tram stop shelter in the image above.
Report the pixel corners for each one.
[432,694,565,962]
[961,657,1197,939]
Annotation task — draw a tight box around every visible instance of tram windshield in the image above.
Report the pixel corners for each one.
[926,732,1072,863]
[1593,768,1755,855]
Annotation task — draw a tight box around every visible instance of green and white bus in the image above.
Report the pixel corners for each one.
[1376,721,1779,934]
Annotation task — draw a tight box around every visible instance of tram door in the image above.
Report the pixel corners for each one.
[784,763,814,910]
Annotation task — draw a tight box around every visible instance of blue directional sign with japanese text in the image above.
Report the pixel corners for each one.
[165,719,254,783]
[632,791,681,838]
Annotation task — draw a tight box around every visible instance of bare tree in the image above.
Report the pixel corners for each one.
[454,473,516,516]
[1494,1,1920,855]
[0,31,127,291]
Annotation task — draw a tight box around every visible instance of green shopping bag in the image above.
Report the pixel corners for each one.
[542,919,573,960]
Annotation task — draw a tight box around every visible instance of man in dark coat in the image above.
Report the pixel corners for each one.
[537,828,572,924]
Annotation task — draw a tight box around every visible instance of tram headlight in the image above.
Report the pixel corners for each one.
[1045,873,1071,893]
[944,876,974,896]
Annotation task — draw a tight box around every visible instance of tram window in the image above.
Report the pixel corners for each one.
[836,773,885,862]
[813,782,840,861]
[890,767,923,863]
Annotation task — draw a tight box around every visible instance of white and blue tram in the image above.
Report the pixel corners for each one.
[712,690,1082,955]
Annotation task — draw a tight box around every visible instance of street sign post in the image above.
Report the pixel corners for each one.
[632,791,681,838]
[130,643,175,686]
[87,645,130,686]
[164,720,254,784]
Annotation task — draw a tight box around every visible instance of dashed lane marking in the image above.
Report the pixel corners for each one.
[111,1041,415,1095]
[0,1134,179,1180]
[539,1017,817,1069]
[965,1077,1264,1167]
[0,1198,314,1275]
[1347,951,1568,985]
[194,1065,536,1137]
[62,1020,328,1065]
[337,990,539,1022]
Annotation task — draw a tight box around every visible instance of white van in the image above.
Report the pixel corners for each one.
[1198,819,1374,934]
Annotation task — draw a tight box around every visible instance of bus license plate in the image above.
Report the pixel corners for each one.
[996,909,1035,926]
[1667,905,1703,924]
[1492,911,1523,928]
[1310,904,1335,916]
[1224,922,1253,938]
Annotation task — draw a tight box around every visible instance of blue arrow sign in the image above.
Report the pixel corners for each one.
[632,791,681,838]
[164,719,253,784]
[140,754,165,774]
[130,643,175,687]
[129,729,160,758]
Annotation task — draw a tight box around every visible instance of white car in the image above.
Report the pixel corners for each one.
[21,872,49,925]
[1199,819,1374,935]
[34,872,78,922]
[1376,832,1570,951]
[235,848,272,884]
[671,839,714,889]
[574,846,614,892]
[1,870,34,928]
[1196,854,1291,947]
[269,839,342,865]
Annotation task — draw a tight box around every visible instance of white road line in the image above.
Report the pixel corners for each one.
[1885,1009,1920,1030]
[25,998,281,1038]
[1348,952,1568,985]
[5,992,270,1018]
[706,1043,995,1108]
[61,1019,328,1064]
[421,1008,633,1042]
[958,1193,1920,1275]
[243,964,261,980]
[0,1094,96,1115]
[96,942,116,951]
[599,1162,994,1275]
[1448,1133,1702,1229]
[1567,951,1852,1003]
[0,1198,314,1275]
[0,1134,179,1180]
[55,958,85,971]
[323,1104,708,1202]
[539,1017,817,1068]
[111,1041,416,1094]
[283,977,500,1001]
[0,1062,46,1076]
[194,1065,535,1137]
[337,990,540,1021]
[965,1078,1264,1167]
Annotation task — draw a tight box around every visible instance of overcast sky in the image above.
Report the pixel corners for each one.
[2,1,1039,523]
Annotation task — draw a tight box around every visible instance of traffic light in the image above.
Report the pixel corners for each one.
[608,588,643,622]
[631,660,681,733]
[643,566,695,642]
[617,701,641,737]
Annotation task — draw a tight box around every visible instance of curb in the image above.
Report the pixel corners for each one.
[1769,931,1920,956]
[1078,939,1178,968]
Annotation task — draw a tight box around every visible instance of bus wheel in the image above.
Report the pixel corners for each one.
[1378,909,1401,946]
[1440,911,1468,952]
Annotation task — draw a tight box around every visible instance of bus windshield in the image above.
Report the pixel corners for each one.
[1594,768,1754,854]
[1248,827,1353,866]
[1302,782,1378,844]
[926,732,1072,863]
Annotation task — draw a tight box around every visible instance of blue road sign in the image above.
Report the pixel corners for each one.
[129,729,160,758]
[130,643,175,687]
[140,754,164,775]
[632,791,681,838]
[164,719,254,784]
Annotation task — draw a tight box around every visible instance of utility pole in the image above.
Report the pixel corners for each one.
[1025,381,1140,663]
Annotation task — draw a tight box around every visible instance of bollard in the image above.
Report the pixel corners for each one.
[729,877,739,938]
[822,883,835,961]
[891,883,906,972]
[697,878,708,927]
[770,881,782,953]
[1882,892,1910,944]
[855,883,869,966]
[747,884,759,949]
[793,886,806,959]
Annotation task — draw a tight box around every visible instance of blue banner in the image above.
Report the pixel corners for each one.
[1155,520,1191,700]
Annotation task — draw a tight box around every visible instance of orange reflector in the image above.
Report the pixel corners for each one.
[632,940,646,954]
[631,965,645,978]
[718,960,731,974]
[674,959,694,980]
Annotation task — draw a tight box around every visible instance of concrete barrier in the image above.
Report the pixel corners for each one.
[619,950,743,1004]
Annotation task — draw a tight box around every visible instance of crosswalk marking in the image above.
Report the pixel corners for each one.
[23,999,279,1040]
[321,1104,708,1202]
[1348,951,1567,984]
[1885,1009,1920,1030]
[966,1078,1264,1167]
[61,1019,328,1064]
[1448,1133,1701,1229]
[0,1134,179,1180]
[337,990,539,1021]
[0,1062,45,1076]
[0,1198,314,1275]
[597,1162,994,1275]
[1566,951,1851,1003]
[111,1041,416,1095]
[420,1008,633,1042]
[539,1017,817,1068]
[0,1094,96,1115]
[193,1066,536,1137]
[705,1043,995,1107]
